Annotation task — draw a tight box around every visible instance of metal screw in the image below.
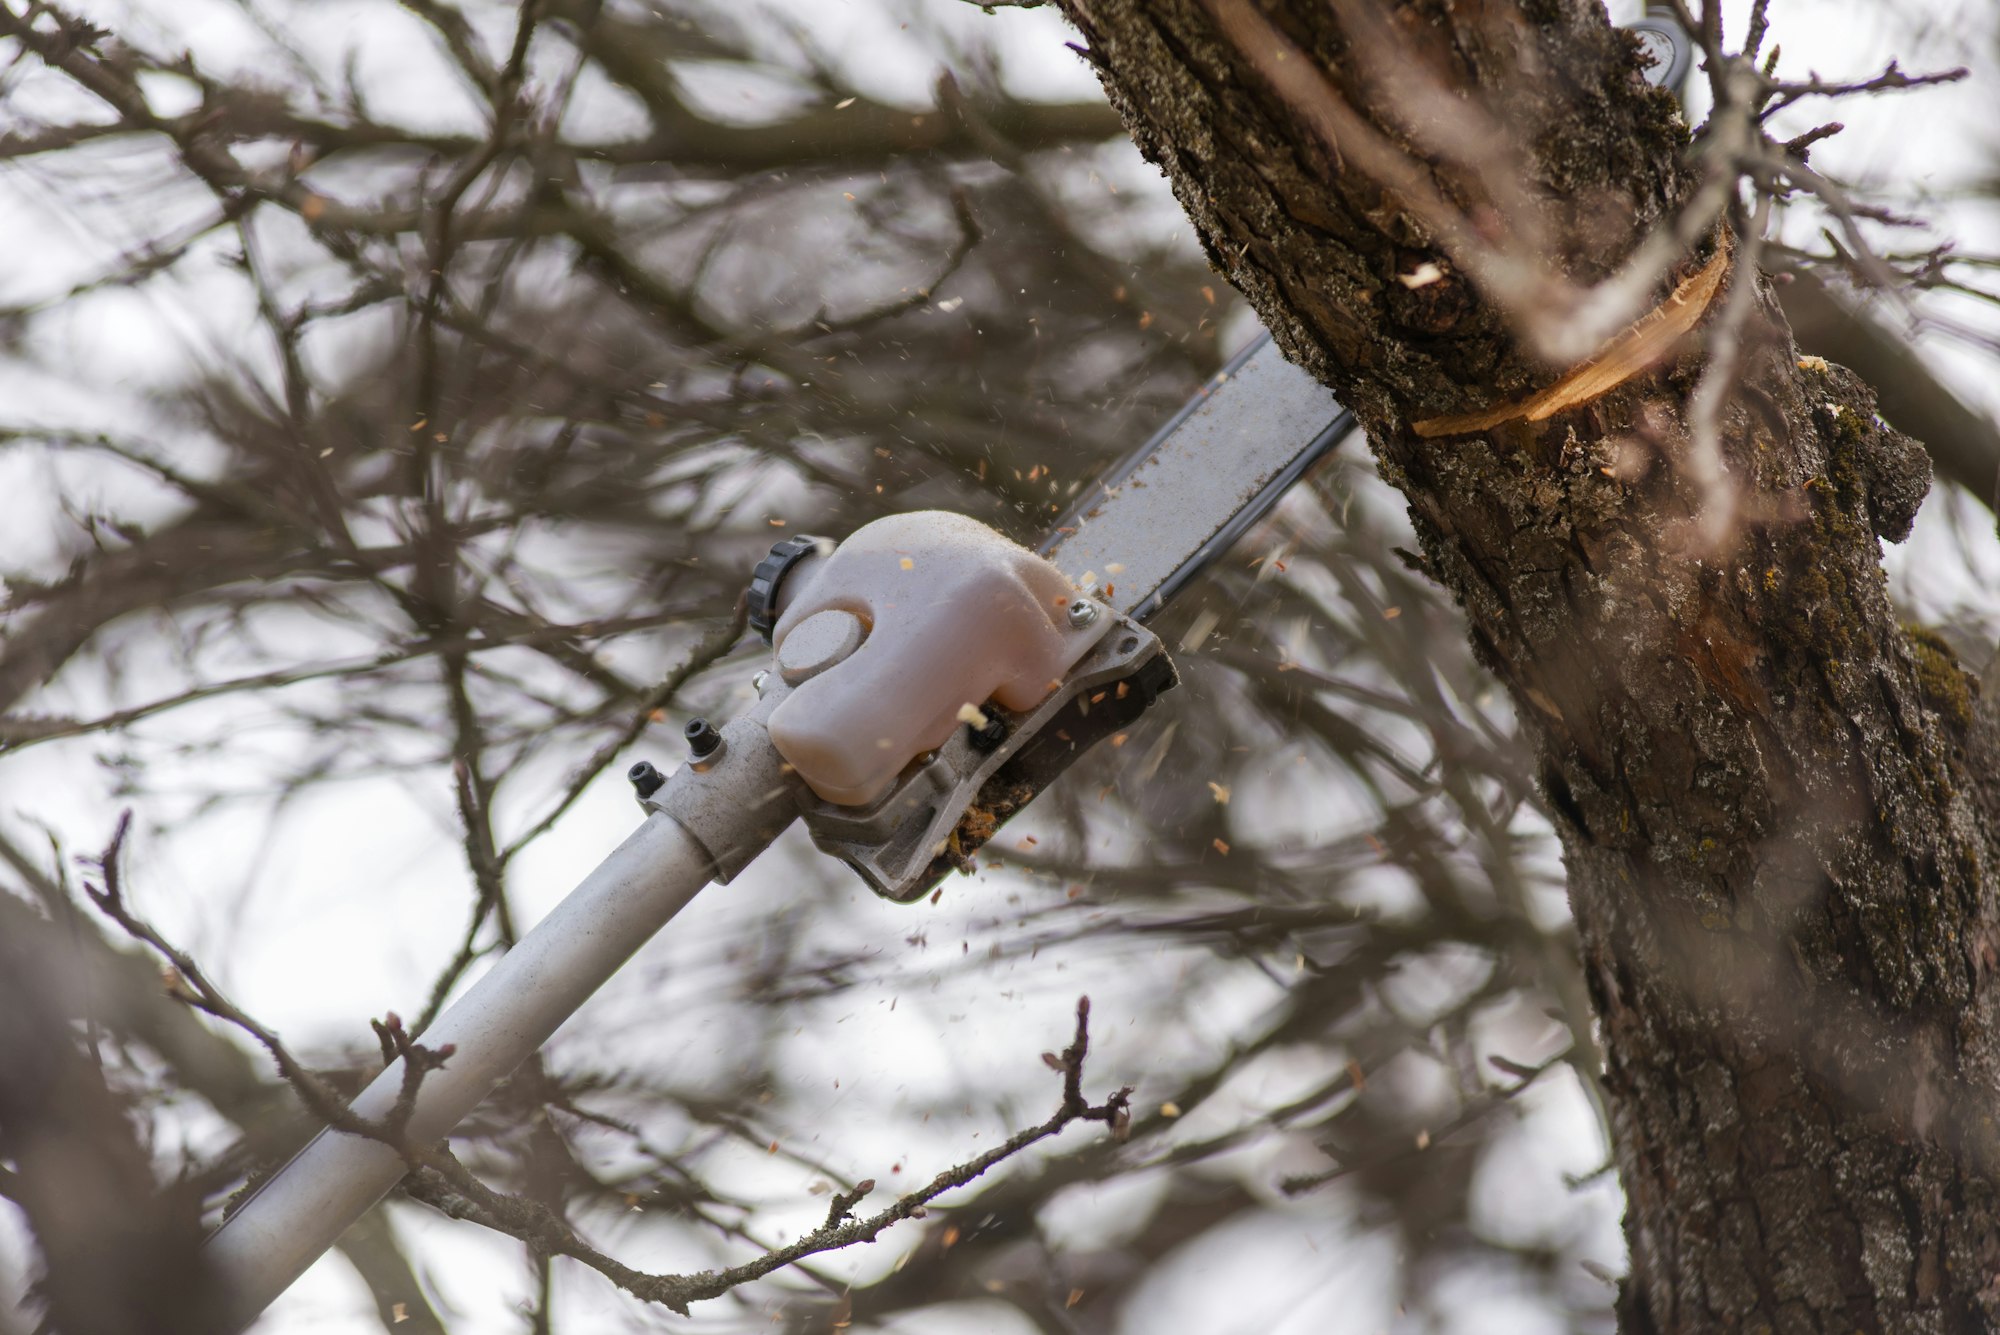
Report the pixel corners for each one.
[627,761,665,799]
[684,717,723,759]
[1067,598,1099,629]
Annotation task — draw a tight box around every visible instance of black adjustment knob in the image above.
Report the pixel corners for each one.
[747,534,828,644]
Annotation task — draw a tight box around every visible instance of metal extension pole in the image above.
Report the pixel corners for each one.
[206,693,802,1332]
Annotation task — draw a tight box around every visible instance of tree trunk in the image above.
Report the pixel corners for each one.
[1055,0,2000,1329]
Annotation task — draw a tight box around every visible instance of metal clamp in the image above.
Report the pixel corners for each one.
[635,685,806,883]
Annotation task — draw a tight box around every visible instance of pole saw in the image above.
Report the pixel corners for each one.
[202,11,1694,1324]
[205,329,1350,1329]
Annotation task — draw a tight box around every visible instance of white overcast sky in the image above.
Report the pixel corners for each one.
[3,1,1999,1333]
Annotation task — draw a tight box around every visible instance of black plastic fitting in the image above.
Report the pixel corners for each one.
[966,712,1008,753]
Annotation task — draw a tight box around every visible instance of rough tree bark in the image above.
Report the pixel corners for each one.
[1053,1,2000,1330]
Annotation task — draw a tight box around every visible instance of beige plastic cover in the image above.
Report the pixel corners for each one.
[767,511,1108,807]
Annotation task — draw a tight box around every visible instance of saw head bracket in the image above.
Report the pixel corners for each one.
[788,603,1173,902]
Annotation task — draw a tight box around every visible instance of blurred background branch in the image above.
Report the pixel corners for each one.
[0,0,1995,1331]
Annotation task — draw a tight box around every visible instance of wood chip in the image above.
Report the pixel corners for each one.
[1179,608,1222,652]
[1398,261,1445,289]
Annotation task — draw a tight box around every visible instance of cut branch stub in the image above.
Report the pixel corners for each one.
[1412,235,1732,437]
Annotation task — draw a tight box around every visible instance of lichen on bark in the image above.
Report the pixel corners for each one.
[1057,0,2000,1328]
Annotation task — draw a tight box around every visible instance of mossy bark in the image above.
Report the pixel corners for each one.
[1055,0,2000,1328]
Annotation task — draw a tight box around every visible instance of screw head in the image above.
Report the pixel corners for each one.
[627,761,665,799]
[684,718,723,759]
[1067,598,1099,629]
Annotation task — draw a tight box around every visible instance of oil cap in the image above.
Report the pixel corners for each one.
[747,534,829,643]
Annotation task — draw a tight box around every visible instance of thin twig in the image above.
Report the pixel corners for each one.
[79,858,1140,1322]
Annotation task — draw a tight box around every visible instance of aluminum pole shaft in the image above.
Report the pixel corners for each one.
[205,812,718,1330]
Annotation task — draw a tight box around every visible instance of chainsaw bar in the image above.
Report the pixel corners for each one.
[1041,333,1355,621]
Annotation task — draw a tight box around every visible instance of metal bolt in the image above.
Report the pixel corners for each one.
[627,761,665,799]
[1067,598,1099,629]
[684,718,723,759]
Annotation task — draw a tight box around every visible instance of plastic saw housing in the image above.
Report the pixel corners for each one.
[743,511,1177,902]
